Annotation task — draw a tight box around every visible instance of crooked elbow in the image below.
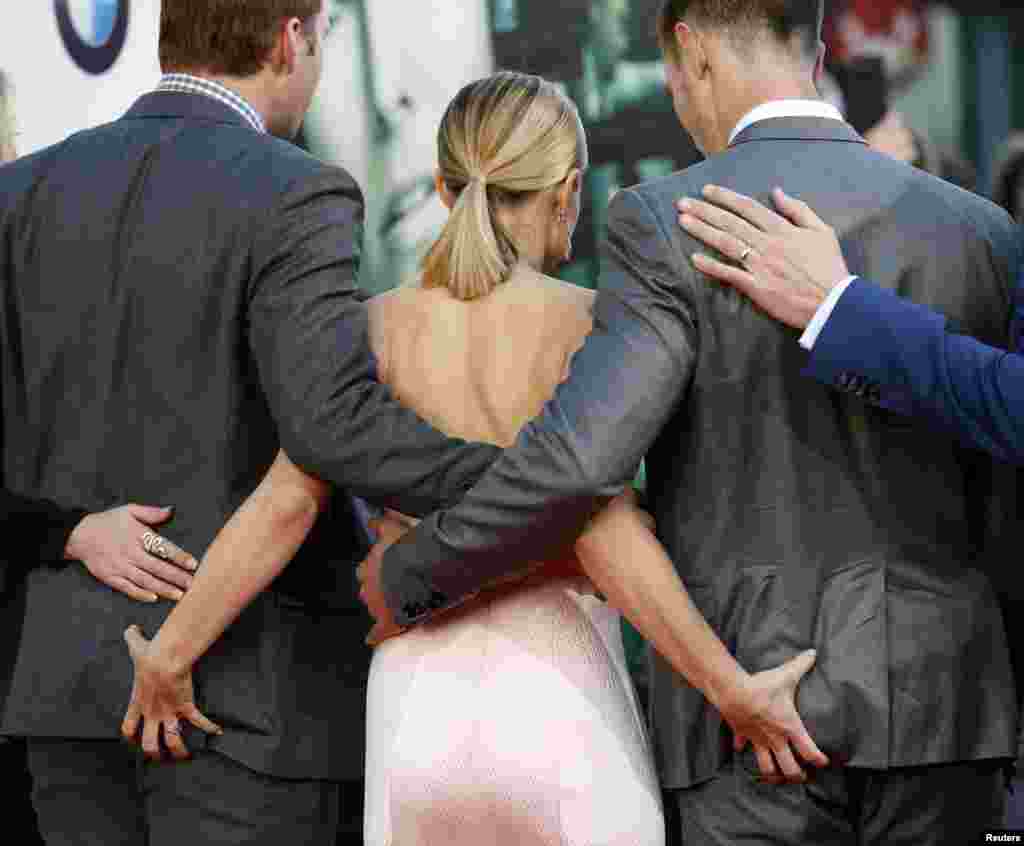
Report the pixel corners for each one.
[259,485,324,539]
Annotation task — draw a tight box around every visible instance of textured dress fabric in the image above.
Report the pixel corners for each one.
[364,274,665,845]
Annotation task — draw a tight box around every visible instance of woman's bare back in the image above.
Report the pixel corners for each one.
[368,268,595,449]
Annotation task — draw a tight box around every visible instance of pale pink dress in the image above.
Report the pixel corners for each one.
[364,272,665,846]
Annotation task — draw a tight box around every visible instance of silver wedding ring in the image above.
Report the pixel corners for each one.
[739,245,753,265]
[141,530,169,560]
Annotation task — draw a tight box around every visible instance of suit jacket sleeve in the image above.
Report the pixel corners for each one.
[0,343,86,592]
[380,187,700,627]
[808,275,1024,465]
[0,491,87,569]
[0,488,87,597]
[247,167,500,518]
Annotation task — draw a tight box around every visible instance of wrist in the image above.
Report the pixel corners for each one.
[150,629,199,676]
[705,663,753,716]
[799,286,830,328]
[62,513,94,561]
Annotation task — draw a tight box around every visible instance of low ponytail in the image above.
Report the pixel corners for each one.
[421,178,518,301]
[420,71,585,301]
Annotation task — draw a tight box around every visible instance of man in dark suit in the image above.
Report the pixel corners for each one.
[0,2,498,844]
[359,1,1020,842]
[674,175,1024,834]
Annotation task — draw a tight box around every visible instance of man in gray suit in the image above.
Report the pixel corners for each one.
[0,1,498,843]
[362,1,1020,842]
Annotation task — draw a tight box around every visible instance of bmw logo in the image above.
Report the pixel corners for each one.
[55,0,130,75]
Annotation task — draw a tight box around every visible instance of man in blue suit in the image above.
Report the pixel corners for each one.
[675,184,1024,464]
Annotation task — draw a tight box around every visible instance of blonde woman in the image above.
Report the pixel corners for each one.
[123,72,822,844]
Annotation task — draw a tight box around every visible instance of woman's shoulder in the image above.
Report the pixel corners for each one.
[514,274,595,353]
[542,277,596,329]
[368,284,427,315]
[514,270,596,309]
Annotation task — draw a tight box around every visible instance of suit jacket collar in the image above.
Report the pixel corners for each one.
[122,91,253,130]
[729,116,867,149]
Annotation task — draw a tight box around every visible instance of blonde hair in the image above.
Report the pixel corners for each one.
[421,71,586,301]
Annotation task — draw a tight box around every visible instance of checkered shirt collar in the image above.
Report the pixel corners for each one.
[155,74,266,134]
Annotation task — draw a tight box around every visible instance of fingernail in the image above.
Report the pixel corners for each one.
[173,591,184,601]
[147,594,158,603]
[678,198,692,210]
[189,559,199,571]
[692,253,708,264]
[163,505,175,512]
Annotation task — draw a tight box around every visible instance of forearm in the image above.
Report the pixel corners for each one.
[576,512,747,711]
[811,279,1024,463]
[151,461,325,672]
[922,332,1024,463]
[278,340,499,518]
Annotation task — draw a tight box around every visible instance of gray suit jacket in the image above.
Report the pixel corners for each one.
[381,118,1021,787]
[0,92,499,780]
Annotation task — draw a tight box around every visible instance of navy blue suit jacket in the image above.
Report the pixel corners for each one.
[808,260,1024,464]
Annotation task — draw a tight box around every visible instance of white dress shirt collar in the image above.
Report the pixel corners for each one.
[728,99,845,146]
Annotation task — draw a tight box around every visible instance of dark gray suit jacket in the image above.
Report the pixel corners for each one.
[0,92,498,780]
[381,118,1021,788]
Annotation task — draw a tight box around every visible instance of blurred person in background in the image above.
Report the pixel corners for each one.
[824,0,975,190]
[862,103,976,191]
[0,69,15,162]
[992,134,1024,223]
